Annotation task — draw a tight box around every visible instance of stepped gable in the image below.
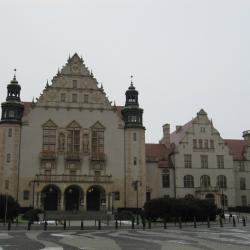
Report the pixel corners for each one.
[33,53,112,109]
[225,139,250,160]
[146,143,173,168]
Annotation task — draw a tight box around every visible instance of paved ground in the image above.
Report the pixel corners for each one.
[1,223,250,250]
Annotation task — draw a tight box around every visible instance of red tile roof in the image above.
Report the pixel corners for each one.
[145,143,173,168]
[224,139,250,160]
[170,120,193,144]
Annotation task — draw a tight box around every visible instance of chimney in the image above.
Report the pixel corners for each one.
[162,123,170,146]
[243,130,250,141]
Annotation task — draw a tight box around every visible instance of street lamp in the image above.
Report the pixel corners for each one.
[132,180,142,225]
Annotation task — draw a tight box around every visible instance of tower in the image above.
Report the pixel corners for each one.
[0,74,24,201]
[122,80,146,208]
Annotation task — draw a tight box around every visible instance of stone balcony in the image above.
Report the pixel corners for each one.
[35,174,112,183]
[40,151,57,160]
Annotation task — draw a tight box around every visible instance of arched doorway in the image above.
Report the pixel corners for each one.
[41,185,60,211]
[205,193,215,204]
[64,185,83,211]
[86,185,105,211]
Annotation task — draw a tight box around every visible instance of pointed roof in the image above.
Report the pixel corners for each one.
[170,119,193,144]
[197,108,207,116]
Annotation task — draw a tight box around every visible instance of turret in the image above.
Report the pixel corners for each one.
[1,74,24,124]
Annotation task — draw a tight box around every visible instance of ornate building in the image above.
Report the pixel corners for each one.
[1,53,250,212]
[0,53,146,211]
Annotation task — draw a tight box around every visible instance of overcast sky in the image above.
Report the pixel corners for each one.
[0,0,249,142]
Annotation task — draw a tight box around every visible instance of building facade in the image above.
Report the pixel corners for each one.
[0,53,250,211]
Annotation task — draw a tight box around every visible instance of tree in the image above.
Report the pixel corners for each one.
[0,194,20,222]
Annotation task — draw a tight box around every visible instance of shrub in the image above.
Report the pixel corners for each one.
[115,210,135,221]
[144,197,217,221]
[22,208,43,222]
[0,194,20,221]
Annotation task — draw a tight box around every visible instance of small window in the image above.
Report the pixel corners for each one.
[201,155,208,168]
[113,191,120,201]
[73,80,78,88]
[239,162,245,172]
[240,177,246,190]
[133,157,137,166]
[9,110,15,118]
[94,170,101,176]
[8,128,12,137]
[133,133,137,142]
[5,180,9,190]
[23,190,30,200]
[210,140,214,149]
[217,155,224,169]
[6,153,11,163]
[184,154,192,168]
[200,127,206,133]
[162,172,170,188]
[70,170,76,175]
[193,139,197,149]
[199,139,203,148]
[72,94,77,103]
[61,93,66,102]
[84,94,89,103]
[241,195,247,206]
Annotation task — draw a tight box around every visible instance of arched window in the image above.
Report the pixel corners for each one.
[184,175,194,188]
[200,175,210,188]
[221,194,228,207]
[217,175,227,189]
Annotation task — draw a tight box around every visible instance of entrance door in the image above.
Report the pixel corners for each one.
[42,186,59,211]
[65,186,80,211]
[87,187,100,211]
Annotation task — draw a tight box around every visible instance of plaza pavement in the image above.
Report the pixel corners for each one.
[0,220,250,250]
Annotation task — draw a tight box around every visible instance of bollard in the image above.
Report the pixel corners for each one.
[193,217,197,228]
[8,221,11,231]
[148,219,151,229]
[242,216,246,227]
[132,218,135,229]
[163,219,167,229]
[98,220,101,230]
[142,219,146,230]
[178,217,182,229]
[44,221,48,231]
[81,220,84,230]
[115,220,118,229]
[27,221,31,231]
[207,217,210,228]
[233,216,236,227]
[63,220,66,230]
[219,216,223,227]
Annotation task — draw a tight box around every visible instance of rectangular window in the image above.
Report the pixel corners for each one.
[84,94,89,103]
[193,139,197,149]
[5,180,9,190]
[43,128,56,152]
[92,130,104,156]
[23,190,30,200]
[6,153,11,163]
[114,191,120,201]
[72,94,77,103]
[217,155,224,169]
[240,177,246,190]
[184,154,192,168]
[239,162,245,172]
[162,174,170,188]
[73,80,78,88]
[210,140,214,149]
[200,127,206,133]
[241,195,247,206]
[61,93,66,102]
[94,170,101,176]
[67,129,80,152]
[133,157,137,166]
[133,132,137,142]
[201,155,208,168]
[45,169,51,175]
[8,128,12,137]
[199,139,203,148]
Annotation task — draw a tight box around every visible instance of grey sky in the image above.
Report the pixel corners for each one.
[0,0,249,142]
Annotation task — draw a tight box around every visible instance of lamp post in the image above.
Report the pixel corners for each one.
[132,180,142,225]
[4,193,8,226]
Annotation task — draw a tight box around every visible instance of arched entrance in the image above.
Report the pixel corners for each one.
[205,193,215,204]
[41,185,60,211]
[86,185,105,211]
[64,185,83,211]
